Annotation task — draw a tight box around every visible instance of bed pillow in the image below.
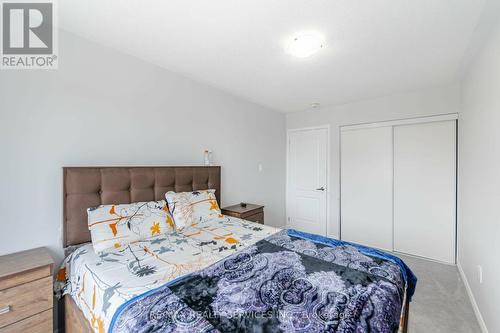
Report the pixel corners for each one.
[87,200,174,253]
[165,189,221,230]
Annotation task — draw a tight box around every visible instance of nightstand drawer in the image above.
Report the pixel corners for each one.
[0,309,52,333]
[245,212,264,224]
[221,204,265,224]
[0,266,51,291]
[0,276,52,328]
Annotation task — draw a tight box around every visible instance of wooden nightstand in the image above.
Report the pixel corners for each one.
[222,203,264,224]
[0,248,54,333]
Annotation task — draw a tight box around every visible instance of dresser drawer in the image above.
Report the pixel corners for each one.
[0,266,51,291]
[0,276,52,328]
[0,309,52,333]
[245,211,264,224]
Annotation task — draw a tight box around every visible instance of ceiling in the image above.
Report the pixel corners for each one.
[59,0,492,112]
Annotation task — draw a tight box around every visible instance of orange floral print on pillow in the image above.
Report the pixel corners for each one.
[87,200,175,253]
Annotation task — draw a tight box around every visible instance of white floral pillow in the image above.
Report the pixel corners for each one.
[165,189,221,230]
[87,200,174,253]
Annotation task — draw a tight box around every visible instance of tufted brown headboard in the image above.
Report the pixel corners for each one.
[63,166,221,247]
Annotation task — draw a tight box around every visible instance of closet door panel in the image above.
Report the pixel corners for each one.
[393,120,456,263]
[341,127,393,251]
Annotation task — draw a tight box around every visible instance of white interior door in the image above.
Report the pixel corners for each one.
[287,128,328,235]
[393,120,456,263]
[340,126,394,251]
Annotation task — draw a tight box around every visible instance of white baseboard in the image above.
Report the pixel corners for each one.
[394,251,456,266]
[457,261,489,333]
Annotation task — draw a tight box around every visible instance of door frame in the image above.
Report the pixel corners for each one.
[286,125,331,236]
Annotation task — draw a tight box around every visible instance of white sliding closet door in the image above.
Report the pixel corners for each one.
[393,120,456,263]
[341,127,393,251]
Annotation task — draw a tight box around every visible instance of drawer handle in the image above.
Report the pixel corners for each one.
[0,306,10,315]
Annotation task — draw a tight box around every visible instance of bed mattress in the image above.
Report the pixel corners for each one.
[57,217,416,333]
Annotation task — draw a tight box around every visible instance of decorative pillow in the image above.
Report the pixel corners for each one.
[87,200,174,253]
[165,189,221,230]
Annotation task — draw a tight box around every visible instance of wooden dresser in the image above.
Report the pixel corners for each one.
[222,203,264,224]
[0,248,54,333]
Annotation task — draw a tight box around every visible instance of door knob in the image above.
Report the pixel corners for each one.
[316,187,325,191]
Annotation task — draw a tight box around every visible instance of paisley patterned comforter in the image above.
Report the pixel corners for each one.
[110,229,416,333]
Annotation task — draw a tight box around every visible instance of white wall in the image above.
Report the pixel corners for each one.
[286,84,461,238]
[0,30,286,261]
[459,17,500,333]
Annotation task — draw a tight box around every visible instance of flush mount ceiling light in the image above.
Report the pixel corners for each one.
[286,33,325,58]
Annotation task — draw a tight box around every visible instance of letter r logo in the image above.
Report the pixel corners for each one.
[2,3,53,54]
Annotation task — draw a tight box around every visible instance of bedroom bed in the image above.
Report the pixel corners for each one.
[58,166,414,333]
